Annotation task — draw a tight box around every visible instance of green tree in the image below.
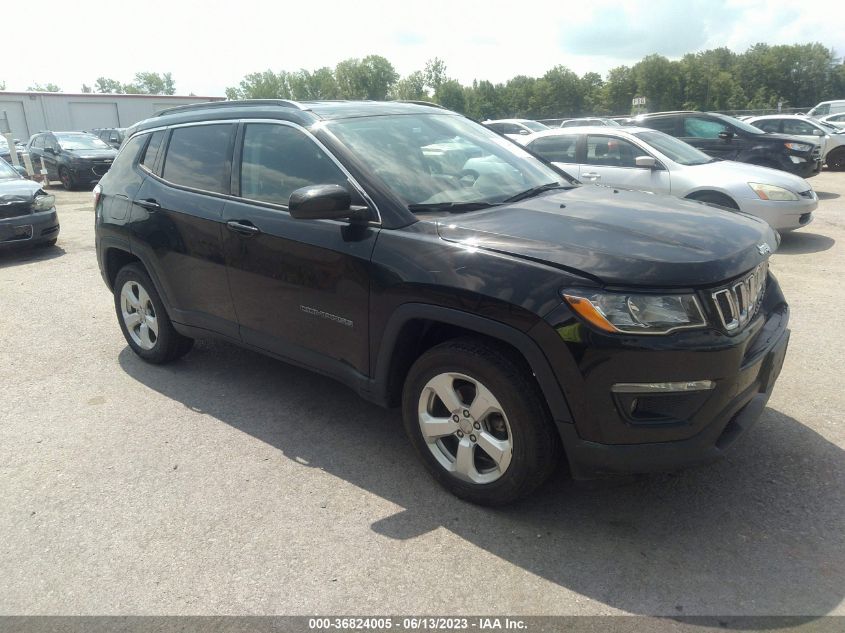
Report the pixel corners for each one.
[434,79,466,113]
[423,57,448,93]
[334,55,398,100]
[80,84,92,93]
[131,72,175,95]
[95,77,125,94]
[392,71,429,101]
[28,83,61,92]
[0,80,5,90]
[226,70,291,99]
[633,54,682,111]
[601,66,636,115]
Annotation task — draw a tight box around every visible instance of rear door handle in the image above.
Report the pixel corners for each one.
[136,198,161,210]
[226,220,261,236]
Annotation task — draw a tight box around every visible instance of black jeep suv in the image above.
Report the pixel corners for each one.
[26,131,117,190]
[631,111,822,178]
[95,100,790,505]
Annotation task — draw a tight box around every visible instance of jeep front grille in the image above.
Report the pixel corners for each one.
[711,261,768,332]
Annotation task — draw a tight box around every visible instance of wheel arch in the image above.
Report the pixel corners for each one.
[684,189,740,210]
[370,304,573,426]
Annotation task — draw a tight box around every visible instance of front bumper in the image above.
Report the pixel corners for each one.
[0,208,59,247]
[738,195,817,231]
[536,275,790,478]
[69,162,111,186]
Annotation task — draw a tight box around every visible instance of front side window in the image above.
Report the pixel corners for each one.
[326,113,570,210]
[633,130,712,166]
[162,124,234,194]
[782,119,818,135]
[31,135,45,150]
[812,104,830,116]
[528,135,578,163]
[683,117,729,139]
[585,135,642,168]
[239,124,348,206]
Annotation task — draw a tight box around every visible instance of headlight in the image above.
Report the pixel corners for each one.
[562,291,707,335]
[748,183,799,201]
[32,194,55,212]
[784,142,812,152]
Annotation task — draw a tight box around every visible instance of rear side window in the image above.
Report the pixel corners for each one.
[641,117,677,135]
[141,130,166,172]
[529,136,578,163]
[239,123,347,207]
[106,134,147,182]
[754,120,780,133]
[163,124,234,194]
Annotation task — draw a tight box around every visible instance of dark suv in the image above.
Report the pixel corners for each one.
[631,111,822,178]
[26,131,117,190]
[95,100,790,505]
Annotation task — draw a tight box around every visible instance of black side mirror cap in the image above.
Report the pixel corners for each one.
[289,184,369,222]
[718,131,734,140]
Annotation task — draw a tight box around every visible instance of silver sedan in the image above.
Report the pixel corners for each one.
[518,126,817,231]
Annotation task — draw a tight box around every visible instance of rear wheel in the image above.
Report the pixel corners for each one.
[686,191,740,210]
[402,337,561,505]
[113,263,193,364]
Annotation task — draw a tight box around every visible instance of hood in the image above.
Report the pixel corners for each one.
[0,178,42,202]
[65,148,118,160]
[757,132,818,146]
[685,159,812,192]
[435,186,777,288]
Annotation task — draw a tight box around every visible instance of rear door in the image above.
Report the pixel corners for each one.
[579,134,671,194]
[222,121,377,376]
[129,123,239,338]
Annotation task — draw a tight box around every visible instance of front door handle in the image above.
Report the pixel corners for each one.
[581,172,601,180]
[136,198,161,210]
[226,220,261,236]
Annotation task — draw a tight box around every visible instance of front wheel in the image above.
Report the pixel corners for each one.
[58,167,75,191]
[402,338,561,505]
[113,263,193,364]
[827,149,845,171]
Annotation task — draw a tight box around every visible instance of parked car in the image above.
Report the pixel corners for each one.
[746,115,845,171]
[0,137,27,165]
[481,118,549,139]
[806,100,845,118]
[26,131,117,190]
[818,113,845,129]
[90,127,127,149]
[559,117,620,128]
[96,100,789,505]
[0,157,59,248]
[518,126,816,231]
[631,111,822,178]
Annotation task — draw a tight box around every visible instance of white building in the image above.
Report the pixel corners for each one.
[0,91,224,141]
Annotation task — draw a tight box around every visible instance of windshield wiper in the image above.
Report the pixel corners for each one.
[502,182,567,203]
[407,201,503,213]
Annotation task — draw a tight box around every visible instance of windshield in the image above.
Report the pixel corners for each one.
[520,120,549,132]
[713,113,765,135]
[326,114,572,210]
[56,134,111,150]
[815,119,840,133]
[0,159,20,179]
[633,130,713,166]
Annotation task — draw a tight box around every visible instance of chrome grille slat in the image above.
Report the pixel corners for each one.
[711,261,768,332]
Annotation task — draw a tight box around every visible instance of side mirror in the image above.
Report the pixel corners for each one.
[289,184,369,222]
[44,147,56,155]
[519,129,529,135]
[718,131,734,141]
[635,156,657,169]
[812,129,825,136]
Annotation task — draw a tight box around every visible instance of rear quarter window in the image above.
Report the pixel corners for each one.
[104,134,147,183]
[162,124,234,194]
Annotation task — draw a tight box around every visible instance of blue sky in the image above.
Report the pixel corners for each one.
[3,0,843,96]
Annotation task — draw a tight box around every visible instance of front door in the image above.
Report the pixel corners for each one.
[222,121,377,376]
[680,115,743,160]
[578,134,671,194]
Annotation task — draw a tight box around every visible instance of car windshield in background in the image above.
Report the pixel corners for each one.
[521,120,549,132]
[0,159,19,179]
[326,114,570,210]
[632,130,714,166]
[56,134,110,150]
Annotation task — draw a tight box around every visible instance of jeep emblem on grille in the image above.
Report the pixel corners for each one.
[757,243,771,255]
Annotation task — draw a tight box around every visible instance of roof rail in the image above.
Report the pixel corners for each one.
[154,99,305,117]
[395,100,448,110]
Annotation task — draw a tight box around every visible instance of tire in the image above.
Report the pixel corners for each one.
[826,149,845,171]
[402,337,561,505]
[686,191,739,211]
[58,167,75,191]
[113,263,193,364]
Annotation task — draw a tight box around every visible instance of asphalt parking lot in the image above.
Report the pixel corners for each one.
[1,175,843,617]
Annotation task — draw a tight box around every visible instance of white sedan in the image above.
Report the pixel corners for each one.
[518,126,817,231]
